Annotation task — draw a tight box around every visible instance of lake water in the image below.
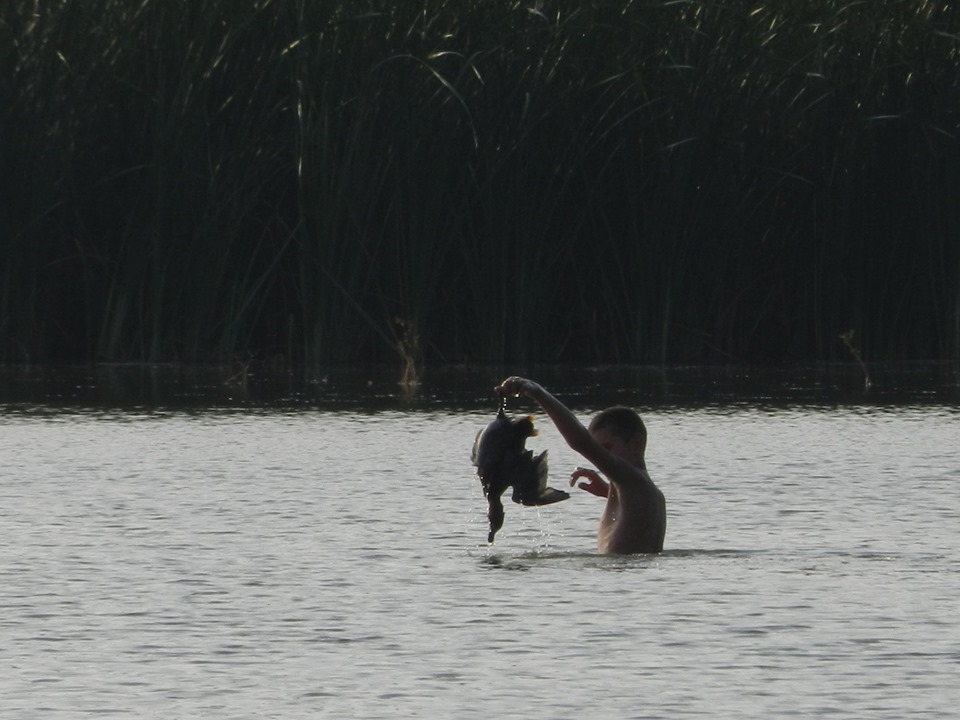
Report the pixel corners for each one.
[1,364,958,718]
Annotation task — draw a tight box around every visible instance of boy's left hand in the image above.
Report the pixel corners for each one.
[570,467,609,497]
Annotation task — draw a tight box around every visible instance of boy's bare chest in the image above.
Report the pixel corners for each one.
[598,490,664,553]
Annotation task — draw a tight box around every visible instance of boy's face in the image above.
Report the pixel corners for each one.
[591,427,638,460]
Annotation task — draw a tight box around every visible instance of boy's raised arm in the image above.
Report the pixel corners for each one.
[496,376,647,492]
[495,377,595,456]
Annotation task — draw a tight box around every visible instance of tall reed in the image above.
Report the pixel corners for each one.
[2,0,958,367]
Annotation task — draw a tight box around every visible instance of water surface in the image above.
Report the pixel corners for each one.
[1,365,958,718]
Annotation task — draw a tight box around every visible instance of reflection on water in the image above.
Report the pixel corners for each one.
[1,366,958,719]
[1,361,958,411]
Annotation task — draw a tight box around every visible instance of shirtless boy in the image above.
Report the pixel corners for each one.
[495,376,666,554]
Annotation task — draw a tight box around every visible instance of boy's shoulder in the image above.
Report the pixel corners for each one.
[611,461,659,495]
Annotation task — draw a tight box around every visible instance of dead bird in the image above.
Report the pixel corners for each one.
[471,395,570,542]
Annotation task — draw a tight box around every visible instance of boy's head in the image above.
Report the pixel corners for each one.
[589,406,647,458]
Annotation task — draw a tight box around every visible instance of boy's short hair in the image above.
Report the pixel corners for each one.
[589,406,647,448]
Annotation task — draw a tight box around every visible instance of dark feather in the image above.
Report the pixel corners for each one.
[471,401,569,542]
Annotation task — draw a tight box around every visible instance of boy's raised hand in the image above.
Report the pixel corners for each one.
[495,376,539,398]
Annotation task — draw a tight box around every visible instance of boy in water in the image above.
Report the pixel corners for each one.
[495,376,666,554]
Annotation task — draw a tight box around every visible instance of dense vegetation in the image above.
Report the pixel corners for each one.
[2,0,959,369]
